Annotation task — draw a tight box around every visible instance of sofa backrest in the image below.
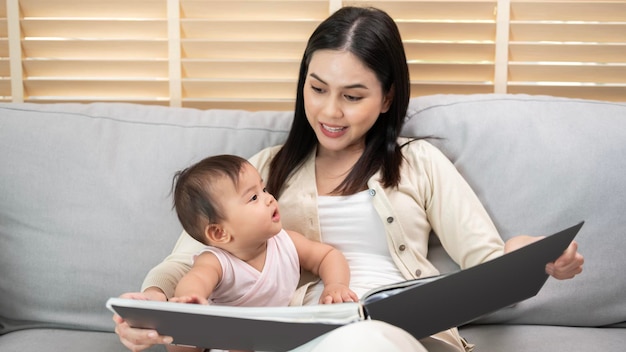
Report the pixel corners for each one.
[1,94,625,335]
[0,103,292,333]
[404,94,626,327]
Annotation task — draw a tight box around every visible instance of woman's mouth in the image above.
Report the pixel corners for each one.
[321,123,347,137]
[322,124,346,133]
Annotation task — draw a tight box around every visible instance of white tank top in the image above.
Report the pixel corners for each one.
[304,190,405,304]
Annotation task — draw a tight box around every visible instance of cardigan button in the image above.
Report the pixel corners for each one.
[415,269,422,277]
[369,189,376,196]
[386,217,394,223]
[398,244,406,251]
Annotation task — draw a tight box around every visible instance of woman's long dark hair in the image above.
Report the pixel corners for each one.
[266,6,410,198]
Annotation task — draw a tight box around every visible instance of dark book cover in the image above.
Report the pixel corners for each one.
[108,221,583,351]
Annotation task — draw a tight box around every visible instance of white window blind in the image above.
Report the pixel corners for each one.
[8,0,170,105]
[507,0,626,102]
[349,0,500,95]
[179,0,327,110]
[1,0,624,110]
[0,1,9,101]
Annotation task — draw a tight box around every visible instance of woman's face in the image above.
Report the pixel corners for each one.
[303,50,392,156]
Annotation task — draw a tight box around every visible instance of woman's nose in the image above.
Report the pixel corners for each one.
[323,97,343,119]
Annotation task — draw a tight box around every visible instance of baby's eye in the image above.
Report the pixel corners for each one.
[250,194,258,202]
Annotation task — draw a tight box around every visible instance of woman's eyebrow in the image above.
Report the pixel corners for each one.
[309,73,368,90]
[309,73,327,85]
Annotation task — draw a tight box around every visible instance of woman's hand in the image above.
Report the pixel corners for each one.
[505,235,584,280]
[545,240,584,279]
[112,288,173,351]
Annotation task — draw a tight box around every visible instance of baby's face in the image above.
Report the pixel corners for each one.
[215,163,282,248]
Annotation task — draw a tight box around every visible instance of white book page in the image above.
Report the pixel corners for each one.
[107,298,362,325]
[361,274,445,306]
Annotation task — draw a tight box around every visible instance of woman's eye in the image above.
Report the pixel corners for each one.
[311,85,324,93]
[345,94,361,102]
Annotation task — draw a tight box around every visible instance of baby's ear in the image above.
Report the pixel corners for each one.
[205,224,231,244]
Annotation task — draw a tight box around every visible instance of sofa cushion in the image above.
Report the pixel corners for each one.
[0,103,292,333]
[0,329,165,352]
[459,324,626,352]
[404,94,626,327]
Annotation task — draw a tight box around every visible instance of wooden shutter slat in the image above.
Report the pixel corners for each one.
[24,79,169,97]
[21,19,168,39]
[19,0,167,18]
[510,22,626,43]
[182,60,299,79]
[181,20,319,40]
[22,40,168,59]
[180,0,328,20]
[182,80,296,99]
[509,63,626,83]
[511,1,626,22]
[24,59,168,78]
[509,43,626,63]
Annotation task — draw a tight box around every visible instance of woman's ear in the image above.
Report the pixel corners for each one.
[381,85,395,113]
[205,224,231,244]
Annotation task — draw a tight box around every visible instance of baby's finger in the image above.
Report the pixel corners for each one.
[320,294,333,304]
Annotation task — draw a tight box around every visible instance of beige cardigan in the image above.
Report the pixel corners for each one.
[141,139,504,350]
[142,138,504,296]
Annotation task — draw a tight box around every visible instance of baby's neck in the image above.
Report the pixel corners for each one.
[218,241,268,272]
[243,248,267,272]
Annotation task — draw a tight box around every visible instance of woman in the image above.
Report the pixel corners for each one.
[114,7,583,352]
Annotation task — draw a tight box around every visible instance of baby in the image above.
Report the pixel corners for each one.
[168,154,357,351]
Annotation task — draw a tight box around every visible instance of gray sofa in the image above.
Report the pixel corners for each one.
[1,94,624,352]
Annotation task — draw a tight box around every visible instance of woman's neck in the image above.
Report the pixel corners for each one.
[315,145,364,196]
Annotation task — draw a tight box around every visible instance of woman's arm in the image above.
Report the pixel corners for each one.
[141,230,204,297]
[505,235,584,279]
[114,230,203,351]
[412,141,505,267]
[415,141,584,278]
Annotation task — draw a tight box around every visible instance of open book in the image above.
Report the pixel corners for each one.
[107,221,583,351]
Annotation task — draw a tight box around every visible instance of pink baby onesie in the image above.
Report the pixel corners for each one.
[196,229,300,307]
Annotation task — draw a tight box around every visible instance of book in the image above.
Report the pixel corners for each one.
[107,221,584,351]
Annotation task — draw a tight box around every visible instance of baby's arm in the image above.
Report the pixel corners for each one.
[166,256,224,352]
[170,252,222,304]
[287,230,358,304]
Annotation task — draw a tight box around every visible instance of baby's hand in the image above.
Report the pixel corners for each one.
[319,284,359,304]
[169,294,209,305]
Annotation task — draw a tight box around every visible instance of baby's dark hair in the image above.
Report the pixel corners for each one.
[172,154,249,244]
